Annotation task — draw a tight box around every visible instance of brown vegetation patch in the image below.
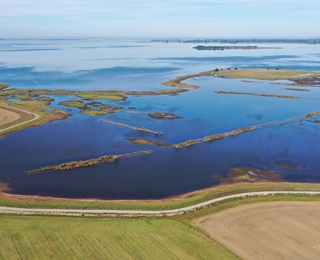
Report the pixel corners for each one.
[148,112,183,120]
[27,150,153,174]
[214,166,281,184]
[173,126,257,148]
[127,138,171,147]
[0,83,10,90]
[33,110,70,128]
[293,76,320,86]
[275,161,298,169]
[194,202,320,260]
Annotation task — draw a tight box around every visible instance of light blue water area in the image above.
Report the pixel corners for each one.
[1,38,320,199]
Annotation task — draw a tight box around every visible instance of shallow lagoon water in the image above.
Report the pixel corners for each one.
[1,38,320,199]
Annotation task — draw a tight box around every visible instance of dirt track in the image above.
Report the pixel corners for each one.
[0,107,21,127]
[194,202,320,260]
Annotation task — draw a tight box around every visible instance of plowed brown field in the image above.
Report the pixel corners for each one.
[194,202,320,260]
[0,107,21,127]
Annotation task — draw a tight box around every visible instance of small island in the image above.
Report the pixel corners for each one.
[148,112,183,120]
[193,45,281,51]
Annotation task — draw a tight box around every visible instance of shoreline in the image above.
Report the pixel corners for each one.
[1,191,320,217]
[2,181,320,205]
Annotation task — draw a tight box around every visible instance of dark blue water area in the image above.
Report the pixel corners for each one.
[1,39,320,199]
[3,115,320,199]
[2,82,320,199]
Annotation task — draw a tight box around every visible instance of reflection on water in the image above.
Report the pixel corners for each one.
[1,38,320,199]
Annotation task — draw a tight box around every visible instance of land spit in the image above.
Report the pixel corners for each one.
[163,68,320,90]
[101,119,163,135]
[213,90,320,100]
[27,150,153,174]
[173,111,320,148]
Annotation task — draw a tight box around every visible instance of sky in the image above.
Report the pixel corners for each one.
[1,0,320,38]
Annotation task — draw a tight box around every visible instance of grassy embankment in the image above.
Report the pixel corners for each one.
[0,100,69,137]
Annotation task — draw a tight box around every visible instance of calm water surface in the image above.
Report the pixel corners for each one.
[1,38,320,199]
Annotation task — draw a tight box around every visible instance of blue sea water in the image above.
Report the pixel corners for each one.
[1,38,320,199]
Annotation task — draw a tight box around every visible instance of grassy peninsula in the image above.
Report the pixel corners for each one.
[163,68,320,90]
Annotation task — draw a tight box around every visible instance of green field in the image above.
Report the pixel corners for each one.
[0,215,238,260]
[1,186,320,259]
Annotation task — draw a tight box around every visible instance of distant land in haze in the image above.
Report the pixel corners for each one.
[151,39,320,44]
[193,46,282,51]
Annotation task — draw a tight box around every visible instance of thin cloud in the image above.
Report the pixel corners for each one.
[2,0,319,16]
[1,0,319,37]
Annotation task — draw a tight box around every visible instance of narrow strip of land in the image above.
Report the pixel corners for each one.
[1,191,319,216]
[101,119,163,135]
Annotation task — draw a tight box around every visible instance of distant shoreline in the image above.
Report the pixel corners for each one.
[151,38,320,44]
[193,45,282,50]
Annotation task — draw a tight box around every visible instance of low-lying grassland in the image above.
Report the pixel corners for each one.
[0,215,238,260]
[59,100,87,108]
[213,68,320,82]
[163,68,320,89]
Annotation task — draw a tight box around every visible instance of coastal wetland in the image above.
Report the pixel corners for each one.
[1,39,320,199]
